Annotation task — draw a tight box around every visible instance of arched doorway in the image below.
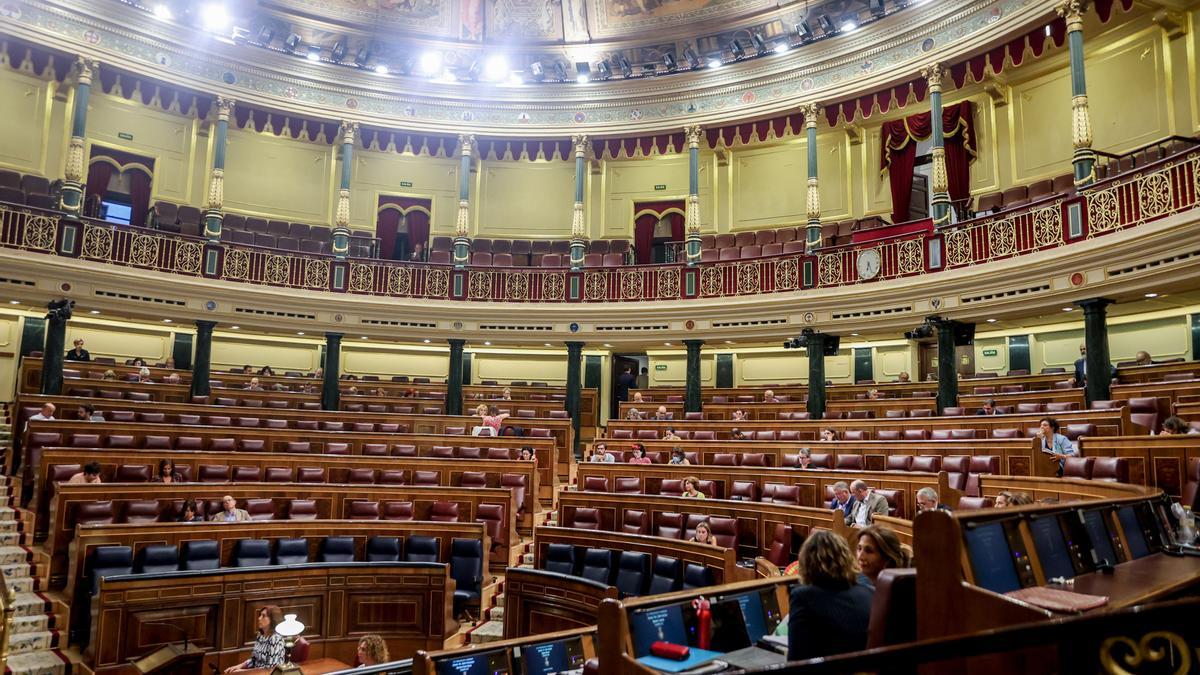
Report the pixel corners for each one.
[85,146,155,227]
[632,200,685,264]
[376,196,432,261]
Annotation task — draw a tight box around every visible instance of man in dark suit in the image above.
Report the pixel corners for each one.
[1072,343,1116,387]
[616,365,637,402]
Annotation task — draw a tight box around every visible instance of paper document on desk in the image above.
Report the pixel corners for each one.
[1006,586,1109,613]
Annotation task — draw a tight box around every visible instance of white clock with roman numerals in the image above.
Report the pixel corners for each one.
[857,248,881,280]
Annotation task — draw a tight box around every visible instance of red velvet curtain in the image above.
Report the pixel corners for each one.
[880,101,976,224]
[632,200,685,264]
[85,161,116,206]
[127,168,153,228]
[376,196,432,260]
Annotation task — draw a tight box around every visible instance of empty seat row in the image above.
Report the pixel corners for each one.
[701,229,802,249]
[72,496,484,526]
[542,543,713,597]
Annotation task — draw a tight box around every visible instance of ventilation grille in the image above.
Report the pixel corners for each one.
[596,324,670,332]
[960,284,1052,305]
[479,324,554,332]
[234,307,316,320]
[1108,249,1200,277]
[0,276,35,287]
[832,305,911,320]
[362,318,437,329]
[712,318,788,328]
[95,289,186,307]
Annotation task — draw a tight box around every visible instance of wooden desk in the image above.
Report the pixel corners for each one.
[1069,553,1200,609]
[244,658,351,675]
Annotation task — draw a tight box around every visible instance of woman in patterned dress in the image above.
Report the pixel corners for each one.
[224,605,286,672]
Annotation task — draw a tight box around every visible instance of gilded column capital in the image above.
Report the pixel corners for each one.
[1056,0,1088,31]
[458,134,475,157]
[339,120,359,145]
[801,103,821,129]
[921,63,946,94]
[684,125,704,148]
[74,56,98,86]
[571,134,589,158]
[215,96,236,122]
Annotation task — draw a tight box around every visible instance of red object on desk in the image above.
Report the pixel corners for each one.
[850,218,934,244]
[650,641,691,660]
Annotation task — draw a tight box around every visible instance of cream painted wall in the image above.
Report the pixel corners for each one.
[474,351,566,384]
[647,353,715,386]
[973,336,1010,374]
[601,154,702,238]
[0,313,22,401]
[341,344,449,380]
[476,162,576,238]
[0,69,54,177]
[873,344,915,381]
[62,318,176,364]
[86,91,198,204]
[349,151,459,235]
[222,128,333,224]
[729,131,852,230]
[210,333,322,373]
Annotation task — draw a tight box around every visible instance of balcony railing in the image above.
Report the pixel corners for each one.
[0,150,1195,303]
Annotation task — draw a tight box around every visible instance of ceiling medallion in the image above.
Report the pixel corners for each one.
[1070,272,1085,286]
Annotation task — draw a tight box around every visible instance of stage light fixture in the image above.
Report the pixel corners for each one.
[730,39,746,59]
[418,51,443,76]
[484,55,509,81]
[663,52,677,71]
[618,55,633,78]
[283,33,301,52]
[869,0,886,17]
[201,3,230,31]
[331,39,347,62]
[773,41,790,54]
[575,62,591,83]
[707,54,723,69]
[257,25,275,44]
[597,60,612,80]
[817,15,836,34]
[553,61,567,82]
[374,63,389,75]
[152,3,173,20]
[305,45,321,62]
[752,32,768,55]
[840,15,859,32]
[353,47,370,67]
[467,59,483,80]
[530,61,546,81]
[683,47,700,69]
[795,21,814,40]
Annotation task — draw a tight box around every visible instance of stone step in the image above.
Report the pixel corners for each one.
[522,552,534,565]
[469,620,505,645]
[12,591,50,618]
[11,613,52,635]
[486,604,505,621]
[0,544,31,565]
[8,629,58,654]
[4,649,69,675]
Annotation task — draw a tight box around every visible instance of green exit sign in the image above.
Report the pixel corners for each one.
[655,364,668,371]
[400,181,413,188]
[982,349,998,357]
[654,184,667,191]
[118,132,133,141]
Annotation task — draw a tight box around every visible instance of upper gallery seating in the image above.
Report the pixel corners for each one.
[428,237,633,267]
[0,169,56,209]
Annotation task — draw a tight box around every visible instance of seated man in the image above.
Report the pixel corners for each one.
[243,377,264,391]
[76,403,105,422]
[977,398,997,415]
[794,447,813,469]
[829,481,855,519]
[164,372,182,384]
[26,403,56,431]
[915,487,950,513]
[847,479,889,527]
[763,389,779,403]
[211,495,251,522]
[730,427,747,440]
[68,461,102,484]
[1135,350,1153,366]
[652,405,671,420]
[896,371,911,383]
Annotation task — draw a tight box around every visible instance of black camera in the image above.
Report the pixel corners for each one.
[47,298,75,321]
[783,328,840,355]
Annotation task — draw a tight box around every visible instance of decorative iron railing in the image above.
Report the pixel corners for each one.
[1,151,1196,304]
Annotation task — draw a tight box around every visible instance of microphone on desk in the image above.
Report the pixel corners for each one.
[142,620,190,653]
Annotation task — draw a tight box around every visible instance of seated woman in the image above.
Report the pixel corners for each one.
[819,428,837,442]
[994,490,1033,508]
[177,498,203,523]
[224,605,285,673]
[690,520,716,545]
[632,391,645,404]
[786,530,874,661]
[628,444,652,464]
[668,447,690,465]
[356,634,389,667]
[852,525,911,587]
[258,365,275,377]
[1036,417,1077,475]
[662,427,681,441]
[518,447,535,462]
[476,404,510,435]
[681,476,706,499]
[625,407,643,420]
[151,458,184,483]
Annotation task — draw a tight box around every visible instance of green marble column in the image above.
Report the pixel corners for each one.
[684,125,703,265]
[60,57,98,219]
[923,63,952,227]
[802,103,823,251]
[1078,298,1114,404]
[189,320,216,400]
[684,340,704,413]
[569,134,588,270]
[202,97,235,242]
[331,120,358,259]
[565,341,584,458]
[806,333,829,419]
[1059,0,1096,187]
[40,301,68,395]
[935,320,961,414]
[446,339,465,416]
[453,134,475,268]
[321,332,343,411]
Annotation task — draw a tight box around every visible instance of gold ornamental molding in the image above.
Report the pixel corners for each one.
[7,0,1068,137]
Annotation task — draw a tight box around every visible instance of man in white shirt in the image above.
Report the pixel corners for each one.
[25,403,55,431]
[847,479,889,527]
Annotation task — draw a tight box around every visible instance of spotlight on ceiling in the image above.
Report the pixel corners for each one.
[817,15,836,34]
[839,14,859,32]
[869,0,886,17]
[596,60,612,80]
[795,20,814,40]
[418,50,443,76]
[330,39,347,62]
[200,3,230,31]
[466,59,483,80]
[683,47,700,69]
[662,52,677,71]
[751,32,768,55]
[773,41,790,54]
[257,25,275,44]
[283,33,301,52]
[353,47,370,67]
[374,63,388,75]
[730,39,746,60]
[530,61,546,81]
[617,55,633,78]
[553,61,567,82]
[305,45,321,62]
[707,53,724,68]
[575,62,591,83]
[153,3,173,20]
[483,55,509,81]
